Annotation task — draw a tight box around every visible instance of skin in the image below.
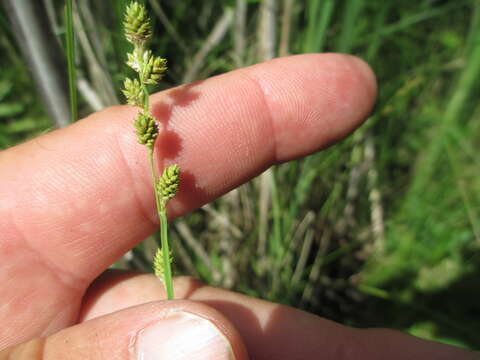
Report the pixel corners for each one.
[0,54,477,359]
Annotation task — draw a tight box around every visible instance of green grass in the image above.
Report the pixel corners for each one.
[1,0,479,350]
[303,0,334,53]
[0,13,51,148]
[64,0,77,123]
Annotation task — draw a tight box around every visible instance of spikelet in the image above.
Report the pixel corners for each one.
[133,112,158,149]
[126,48,143,73]
[123,78,143,106]
[124,2,151,44]
[157,164,180,206]
[153,247,172,281]
[143,52,167,85]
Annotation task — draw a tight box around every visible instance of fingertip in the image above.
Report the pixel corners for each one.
[342,54,377,96]
[343,54,378,125]
[244,53,377,162]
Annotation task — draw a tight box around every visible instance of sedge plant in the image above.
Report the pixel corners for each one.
[123,2,179,300]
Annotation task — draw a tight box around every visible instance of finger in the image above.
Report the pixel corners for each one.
[0,300,248,360]
[0,54,376,346]
[81,274,479,360]
[0,54,376,284]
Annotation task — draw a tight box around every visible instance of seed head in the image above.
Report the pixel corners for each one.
[124,2,152,44]
[157,164,180,205]
[126,48,143,73]
[133,112,158,149]
[143,53,167,85]
[123,78,143,106]
[153,247,172,281]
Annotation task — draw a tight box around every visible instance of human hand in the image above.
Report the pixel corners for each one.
[0,54,476,359]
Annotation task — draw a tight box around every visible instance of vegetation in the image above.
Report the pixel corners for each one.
[123,1,179,299]
[0,0,479,350]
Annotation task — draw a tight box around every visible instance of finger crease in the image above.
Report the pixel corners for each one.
[241,71,279,164]
[6,214,86,295]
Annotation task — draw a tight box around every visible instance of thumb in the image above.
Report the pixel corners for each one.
[0,300,247,360]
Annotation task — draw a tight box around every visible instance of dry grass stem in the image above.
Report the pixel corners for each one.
[292,228,315,284]
[280,211,315,268]
[279,0,294,56]
[182,8,233,83]
[172,231,201,278]
[203,204,243,239]
[73,3,118,105]
[301,228,332,305]
[234,0,247,67]
[365,133,385,254]
[258,0,276,60]
[175,220,221,283]
[43,0,61,37]
[77,77,104,111]
[149,0,188,53]
[256,0,277,264]
[257,169,272,258]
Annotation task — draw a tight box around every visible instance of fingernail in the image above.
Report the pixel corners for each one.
[135,311,236,360]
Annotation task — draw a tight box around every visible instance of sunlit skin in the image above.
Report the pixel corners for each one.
[0,54,477,359]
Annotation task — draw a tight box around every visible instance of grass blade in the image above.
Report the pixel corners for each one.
[337,0,364,53]
[65,0,77,123]
[407,3,480,199]
[303,0,335,53]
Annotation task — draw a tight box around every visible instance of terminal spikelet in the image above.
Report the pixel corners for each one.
[124,2,151,44]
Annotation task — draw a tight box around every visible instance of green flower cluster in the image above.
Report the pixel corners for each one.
[133,113,158,149]
[123,78,142,106]
[153,247,172,280]
[124,2,152,44]
[123,2,179,295]
[157,164,180,207]
[123,2,167,148]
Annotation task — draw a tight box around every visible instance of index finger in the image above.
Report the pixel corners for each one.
[0,54,376,285]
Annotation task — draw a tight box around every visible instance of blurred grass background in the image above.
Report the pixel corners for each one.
[1,0,479,350]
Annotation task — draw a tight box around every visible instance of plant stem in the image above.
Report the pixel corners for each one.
[124,1,175,301]
[160,210,174,300]
[142,84,150,114]
[142,47,173,299]
[148,150,174,300]
[148,149,159,190]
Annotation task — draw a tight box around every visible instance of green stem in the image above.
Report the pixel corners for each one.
[148,150,174,300]
[147,150,162,223]
[142,84,150,114]
[159,210,174,299]
[148,148,158,184]
[134,43,150,114]
[138,43,173,299]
